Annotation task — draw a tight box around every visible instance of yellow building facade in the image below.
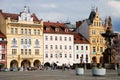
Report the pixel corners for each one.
[0,6,43,69]
[89,9,106,63]
[76,8,107,63]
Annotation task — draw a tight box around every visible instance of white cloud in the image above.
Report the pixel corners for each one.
[108,0,120,17]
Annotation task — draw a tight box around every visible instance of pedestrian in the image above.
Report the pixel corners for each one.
[62,64,65,72]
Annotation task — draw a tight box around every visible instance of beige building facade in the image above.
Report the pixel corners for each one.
[0,6,43,68]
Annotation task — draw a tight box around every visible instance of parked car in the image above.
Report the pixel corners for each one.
[0,68,9,72]
[10,68,18,71]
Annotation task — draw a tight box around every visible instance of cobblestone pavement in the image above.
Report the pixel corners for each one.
[0,69,120,80]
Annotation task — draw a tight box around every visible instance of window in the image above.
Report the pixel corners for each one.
[69,46,71,50]
[45,45,48,49]
[38,29,40,35]
[21,49,24,54]
[76,54,79,59]
[29,49,31,55]
[65,54,67,58]
[25,49,27,55]
[60,36,62,41]
[86,46,88,50]
[34,29,36,35]
[94,22,96,26]
[11,28,14,34]
[12,38,17,45]
[25,29,27,34]
[76,46,79,50]
[45,36,48,41]
[35,39,39,45]
[99,22,101,26]
[50,54,53,58]
[55,54,57,58]
[93,47,96,54]
[35,49,39,55]
[12,49,17,55]
[2,54,5,59]
[81,46,83,50]
[60,45,62,49]
[55,36,57,41]
[50,36,53,40]
[15,28,18,34]
[86,55,88,63]
[25,39,27,44]
[21,29,24,34]
[45,54,48,58]
[29,29,31,35]
[69,37,71,41]
[29,39,31,45]
[65,45,67,49]
[21,39,24,44]
[55,28,59,32]
[2,45,5,50]
[65,29,68,32]
[60,53,62,58]
[100,47,103,52]
[64,37,67,41]
[92,38,96,43]
[55,45,58,49]
[69,54,72,58]
[100,38,103,43]
[92,30,96,35]
[50,45,53,49]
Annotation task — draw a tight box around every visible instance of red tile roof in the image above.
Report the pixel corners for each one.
[74,33,89,44]
[43,21,73,34]
[0,31,6,38]
[0,12,39,21]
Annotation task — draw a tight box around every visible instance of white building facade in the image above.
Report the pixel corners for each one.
[43,22,74,66]
[73,33,90,64]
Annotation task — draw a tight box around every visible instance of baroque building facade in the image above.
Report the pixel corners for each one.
[76,8,106,63]
[0,6,43,68]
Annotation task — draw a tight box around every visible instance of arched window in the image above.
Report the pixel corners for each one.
[35,39,39,45]
[12,38,17,45]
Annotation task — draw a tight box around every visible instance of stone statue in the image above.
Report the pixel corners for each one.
[101,26,117,64]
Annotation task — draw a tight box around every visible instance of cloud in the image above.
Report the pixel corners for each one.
[108,0,120,18]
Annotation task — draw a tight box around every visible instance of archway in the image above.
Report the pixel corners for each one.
[10,60,18,68]
[33,60,41,67]
[44,62,50,67]
[92,56,97,63]
[21,60,31,68]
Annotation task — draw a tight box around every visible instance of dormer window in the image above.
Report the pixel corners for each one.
[65,28,68,32]
[46,27,50,31]
[55,28,59,32]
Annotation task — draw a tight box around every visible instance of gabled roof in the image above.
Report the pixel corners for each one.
[0,11,39,21]
[74,33,89,44]
[43,21,72,34]
[0,31,6,38]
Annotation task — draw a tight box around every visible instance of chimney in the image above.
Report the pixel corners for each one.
[0,9,2,13]
[76,21,82,28]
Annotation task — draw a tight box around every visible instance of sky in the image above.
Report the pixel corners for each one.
[0,0,120,32]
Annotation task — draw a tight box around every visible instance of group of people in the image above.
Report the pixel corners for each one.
[62,63,71,71]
